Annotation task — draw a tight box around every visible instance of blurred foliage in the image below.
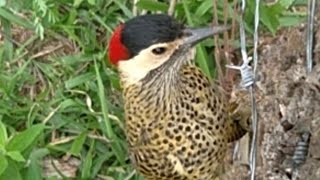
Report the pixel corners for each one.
[0,0,307,179]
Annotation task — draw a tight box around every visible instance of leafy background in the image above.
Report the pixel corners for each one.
[0,0,307,179]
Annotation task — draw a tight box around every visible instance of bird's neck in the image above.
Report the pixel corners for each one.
[122,63,203,105]
[121,47,199,105]
[122,70,180,105]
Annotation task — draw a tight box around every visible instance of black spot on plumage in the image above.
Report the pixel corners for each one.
[121,14,185,57]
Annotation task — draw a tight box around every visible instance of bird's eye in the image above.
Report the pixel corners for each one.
[152,47,167,55]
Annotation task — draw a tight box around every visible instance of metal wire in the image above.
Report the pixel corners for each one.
[306,0,316,74]
[292,132,311,167]
[290,132,311,180]
[250,1,260,180]
[253,0,260,78]
[226,0,260,179]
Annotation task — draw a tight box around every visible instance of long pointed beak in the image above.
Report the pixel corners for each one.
[183,25,230,46]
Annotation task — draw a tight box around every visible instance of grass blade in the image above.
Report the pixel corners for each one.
[94,58,125,164]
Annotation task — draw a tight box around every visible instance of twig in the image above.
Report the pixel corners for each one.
[0,29,22,47]
[30,43,64,59]
[124,170,136,180]
[49,136,77,146]
[223,0,230,60]
[212,0,223,85]
[133,0,139,16]
[231,0,238,41]
[168,0,177,16]
[43,105,61,124]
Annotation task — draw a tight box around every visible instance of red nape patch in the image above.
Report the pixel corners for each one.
[108,24,130,65]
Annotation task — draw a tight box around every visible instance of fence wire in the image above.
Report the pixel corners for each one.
[226,0,260,179]
[231,0,317,179]
[307,0,316,74]
[226,0,317,179]
[250,0,260,180]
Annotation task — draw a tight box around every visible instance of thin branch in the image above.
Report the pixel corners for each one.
[223,0,230,61]
[231,0,238,42]
[212,0,223,84]
[133,0,139,16]
[168,0,177,16]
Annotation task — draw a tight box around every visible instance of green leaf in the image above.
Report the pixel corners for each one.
[0,7,33,29]
[6,124,45,152]
[0,121,7,146]
[182,0,194,26]
[95,59,125,164]
[6,151,25,162]
[259,3,281,35]
[59,53,94,65]
[112,0,133,18]
[0,144,5,155]
[279,16,305,27]
[247,0,284,35]
[196,46,212,79]
[65,72,95,89]
[0,155,8,176]
[292,0,307,5]
[1,17,13,61]
[59,99,79,110]
[91,153,113,177]
[136,0,168,12]
[87,0,95,5]
[81,140,94,179]
[195,0,212,17]
[69,132,87,156]
[0,159,22,180]
[182,0,212,79]
[0,0,5,7]
[73,0,84,7]
[279,0,295,9]
[26,148,50,180]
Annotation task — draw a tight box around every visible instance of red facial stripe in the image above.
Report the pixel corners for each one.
[108,24,130,65]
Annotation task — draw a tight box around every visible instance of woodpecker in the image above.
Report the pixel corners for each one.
[108,14,251,180]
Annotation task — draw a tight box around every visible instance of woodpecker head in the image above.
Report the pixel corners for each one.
[108,14,229,86]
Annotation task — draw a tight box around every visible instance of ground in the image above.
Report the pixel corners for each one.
[223,5,320,180]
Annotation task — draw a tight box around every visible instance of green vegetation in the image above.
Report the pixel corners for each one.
[0,0,306,179]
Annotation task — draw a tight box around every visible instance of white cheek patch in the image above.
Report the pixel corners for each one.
[118,56,153,85]
[118,44,173,85]
[117,41,186,86]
